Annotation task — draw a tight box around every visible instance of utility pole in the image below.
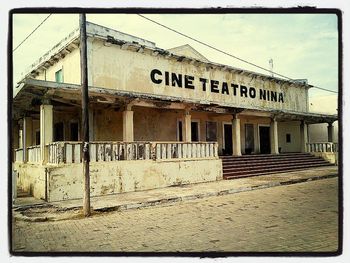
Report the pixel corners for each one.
[79,13,90,217]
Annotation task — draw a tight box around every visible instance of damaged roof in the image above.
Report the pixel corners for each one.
[16,22,312,90]
[13,78,337,124]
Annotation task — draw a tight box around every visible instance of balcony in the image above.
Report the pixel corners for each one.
[15,141,219,164]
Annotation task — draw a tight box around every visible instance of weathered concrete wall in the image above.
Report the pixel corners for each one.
[13,163,46,200]
[94,108,123,141]
[308,122,339,143]
[278,121,302,153]
[47,159,222,202]
[91,39,308,112]
[36,48,81,84]
[133,107,181,141]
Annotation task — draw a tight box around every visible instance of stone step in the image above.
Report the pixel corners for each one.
[16,188,31,197]
[220,153,314,162]
[223,162,332,175]
[220,153,310,159]
[221,156,322,165]
[223,164,334,180]
[223,163,333,178]
[222,159,329,171]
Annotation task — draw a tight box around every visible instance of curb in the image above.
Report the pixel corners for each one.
[95,173,338,213]
[14,173,338,222]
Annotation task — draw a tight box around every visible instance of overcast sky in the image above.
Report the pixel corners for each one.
[12,13,339,98]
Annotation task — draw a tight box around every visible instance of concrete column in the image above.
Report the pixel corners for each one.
[327,122,334,142]
[12,121,20,161]
[24,117,33,147]
[123,110,134,142]
[270,118,279,154]
[40,104,53,164]
[300,120,308,152]
[232,115,241,156]
[182,110,191,142]
[13,121,20,150]
[23,116,33,162]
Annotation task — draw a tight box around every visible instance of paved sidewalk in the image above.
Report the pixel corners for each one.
[13,166,338,221]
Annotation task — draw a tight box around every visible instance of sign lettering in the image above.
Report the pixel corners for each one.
[150,69,284,103]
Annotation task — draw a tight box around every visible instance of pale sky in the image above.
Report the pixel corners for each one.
[13,13,339,99]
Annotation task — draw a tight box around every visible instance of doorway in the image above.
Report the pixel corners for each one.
[223,124,232,155]
[245,124,254,154]
[259,126,271,154]
[70,122,79,141]
[54,122,64,141]
[177,120,200,142]
[191,121,199,142]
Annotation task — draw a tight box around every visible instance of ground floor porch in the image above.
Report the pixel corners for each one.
[12,79,338,202]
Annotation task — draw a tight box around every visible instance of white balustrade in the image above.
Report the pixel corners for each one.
[306,142,338,153]
[27,146,41,163]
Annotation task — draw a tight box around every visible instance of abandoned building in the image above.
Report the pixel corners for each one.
[12,22,338,202]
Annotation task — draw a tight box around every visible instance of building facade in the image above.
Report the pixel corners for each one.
[12,22,338,201]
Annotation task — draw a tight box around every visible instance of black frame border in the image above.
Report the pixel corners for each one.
[8,6,343,258]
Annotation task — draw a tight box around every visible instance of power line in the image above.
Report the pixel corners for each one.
[13,14,52,52]
[137,14,338,94]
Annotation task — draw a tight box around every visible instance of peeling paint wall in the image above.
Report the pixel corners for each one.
[133,107,181,141]
[90,39,308,112]
[13,163,46,200]
[47,159,222,202]
[308,122,339,143]
[94,108,123,141]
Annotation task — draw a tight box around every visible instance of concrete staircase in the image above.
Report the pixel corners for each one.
[16,188,31,198]
[221,153,334,180]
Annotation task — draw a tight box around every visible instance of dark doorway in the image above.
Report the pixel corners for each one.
[245,124,254,154]
[54,122,64,141]
[259,126,270,154]
[191,121,199,142]
[178,121,183,141]
[70,122,79,141]
[223,124,233,155]
[35,130,40,145]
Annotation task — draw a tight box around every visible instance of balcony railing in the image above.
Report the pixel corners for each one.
[14,148,23,163]
[306,142,338,153]
[45,141,218,164]
[27,145,41,163]
[90,141,153,162]
[155,142,218,160]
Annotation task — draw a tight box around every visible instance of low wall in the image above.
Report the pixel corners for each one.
[13,163,47,200]
[47,158,223,202]
[311,152,338,165]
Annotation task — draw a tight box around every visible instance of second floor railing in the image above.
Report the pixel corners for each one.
[27,145,41,163]
[155,142,218,160]
[14,148,23,163]
[306,142,338,153]
[45,141,218,164]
